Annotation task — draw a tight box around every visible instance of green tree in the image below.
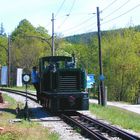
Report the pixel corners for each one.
[0,23,5,35]
[102,29,140,103]
[11,19,51,72]
[0,24,8,66]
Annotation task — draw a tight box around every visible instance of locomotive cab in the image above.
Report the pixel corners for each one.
[39,56,89,112]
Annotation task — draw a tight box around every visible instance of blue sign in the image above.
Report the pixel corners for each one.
[99,74,105,81]
[1,66,8,85]
[87,74,95,88]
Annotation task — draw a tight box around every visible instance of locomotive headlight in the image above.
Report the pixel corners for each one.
[68,96,76,106]
[69,96,75,101]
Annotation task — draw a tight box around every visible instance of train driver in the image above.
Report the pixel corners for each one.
[31,66,40,102]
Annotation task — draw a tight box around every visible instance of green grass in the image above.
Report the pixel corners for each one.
[3,93,19,107]
[0,122,59,140]
[90,104,140,133]
[0,94,60,140]
[3,85,35,91]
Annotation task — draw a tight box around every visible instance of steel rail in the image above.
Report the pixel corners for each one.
[61,112,140,140]
[78,113,139,140]
[1,88,36,96]
[61,113,108,140]
[1,88,140,140]
[0,88,37,102]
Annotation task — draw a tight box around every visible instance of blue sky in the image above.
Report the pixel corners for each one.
[0,0,140,36]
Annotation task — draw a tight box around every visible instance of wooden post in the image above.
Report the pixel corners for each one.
[0,92,4,103]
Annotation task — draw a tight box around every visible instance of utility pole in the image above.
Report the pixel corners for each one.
[51,13,55,56]
[97,7,105,106]
[8,35,11,87]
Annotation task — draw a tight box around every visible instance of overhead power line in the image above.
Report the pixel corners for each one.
[46,0,67,28]
[61,14,96,32]
[61,0,118,35]
[55,0,67,17]
[103,0,130,19]
[102,0,117,12]
[102,4,140,25]
[64,20,97,36]
[57,0,76,29]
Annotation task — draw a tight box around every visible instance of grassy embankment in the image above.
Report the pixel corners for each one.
[0,94,59,140]
[90,104,140,133]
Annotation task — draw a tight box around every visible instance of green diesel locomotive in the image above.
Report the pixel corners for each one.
[38,55,89,113]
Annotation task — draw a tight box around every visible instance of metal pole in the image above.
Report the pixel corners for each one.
[25,83,29,121]
[8,35,11,87]
[98,85,101,105]
[51,13,55,56]
[97,7,105,106]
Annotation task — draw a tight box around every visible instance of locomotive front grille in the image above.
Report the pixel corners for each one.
[58,71,80,92]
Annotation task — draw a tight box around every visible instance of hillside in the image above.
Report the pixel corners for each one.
[64,25,140,44]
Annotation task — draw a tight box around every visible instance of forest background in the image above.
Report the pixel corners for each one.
[0,19,140,103]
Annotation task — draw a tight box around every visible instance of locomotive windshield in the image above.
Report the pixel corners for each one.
[40,56,76,70]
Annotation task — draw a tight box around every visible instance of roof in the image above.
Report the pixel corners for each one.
[40,56,73,62]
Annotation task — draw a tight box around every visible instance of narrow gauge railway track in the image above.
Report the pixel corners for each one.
[0,88,37,102]
[1,88,140,139]
[61,112,140,140]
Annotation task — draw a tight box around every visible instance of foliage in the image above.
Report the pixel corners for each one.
[0,35,8,66]
[59,38,98,74]
[102,29,140,102]
[0,23,7,66]
[1,18,140,103]
[11,19,51,72]
[64,25,140,45]
[0,23,5,35]
[64,32,97,45]
[64,26,140,103]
